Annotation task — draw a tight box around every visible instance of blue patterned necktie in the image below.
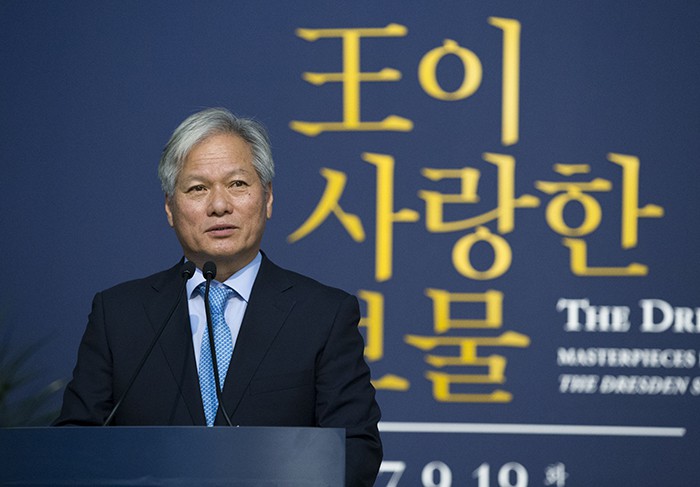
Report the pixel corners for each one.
[197,283,235,426]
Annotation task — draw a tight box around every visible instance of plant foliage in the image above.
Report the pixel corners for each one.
[0,325,65,426]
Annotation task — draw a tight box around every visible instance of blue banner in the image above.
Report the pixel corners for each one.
[2,2,699,485]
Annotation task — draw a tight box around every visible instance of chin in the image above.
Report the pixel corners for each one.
[208,247,252,262]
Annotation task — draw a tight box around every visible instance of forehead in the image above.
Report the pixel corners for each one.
[183,132,253,168]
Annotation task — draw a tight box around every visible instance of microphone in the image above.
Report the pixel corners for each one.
[203,261,216,281]
[201,261,233,426]
[103,261,196,426]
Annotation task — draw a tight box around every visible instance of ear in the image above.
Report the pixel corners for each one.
[164,195,175,227]
[265,183,273,219]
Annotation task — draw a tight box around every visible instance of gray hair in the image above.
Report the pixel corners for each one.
[158,107,274,196]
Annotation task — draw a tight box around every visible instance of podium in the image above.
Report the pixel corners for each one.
[0,426,345,486]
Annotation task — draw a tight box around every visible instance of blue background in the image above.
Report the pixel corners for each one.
[2,1,699,485]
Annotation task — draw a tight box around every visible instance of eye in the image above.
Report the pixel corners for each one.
[186,184,207,193]
[230,180,249,188]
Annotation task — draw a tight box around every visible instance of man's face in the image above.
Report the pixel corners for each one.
[165,133,273,279]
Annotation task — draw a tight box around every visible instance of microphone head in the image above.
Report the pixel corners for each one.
[181,261,196,280]
[203,261,217,280]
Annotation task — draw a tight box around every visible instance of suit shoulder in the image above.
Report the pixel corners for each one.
[288,269,351,297]
[97,264,180,299]
[263,257,353,301]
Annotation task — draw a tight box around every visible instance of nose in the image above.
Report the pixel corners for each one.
[207,185,233,216]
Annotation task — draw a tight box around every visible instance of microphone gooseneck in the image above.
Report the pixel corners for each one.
[201,261,233,426]
[103,261,196,426]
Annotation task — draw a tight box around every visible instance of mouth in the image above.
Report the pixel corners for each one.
[206,224,237,236]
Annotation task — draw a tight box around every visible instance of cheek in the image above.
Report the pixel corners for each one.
[169,203,200,231]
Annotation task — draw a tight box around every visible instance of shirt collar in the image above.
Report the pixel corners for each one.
[186,252,262,303]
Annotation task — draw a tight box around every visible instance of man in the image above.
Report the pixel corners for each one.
[56,107,382,486]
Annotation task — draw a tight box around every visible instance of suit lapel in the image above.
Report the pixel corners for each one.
[144,262,205,425]
[219,255,295,421]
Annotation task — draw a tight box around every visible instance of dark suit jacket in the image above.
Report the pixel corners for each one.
[56,254,382,486]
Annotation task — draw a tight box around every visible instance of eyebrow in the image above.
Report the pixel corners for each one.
[180,167,254,183]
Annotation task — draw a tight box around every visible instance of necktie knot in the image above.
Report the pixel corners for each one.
[197,283,235,316]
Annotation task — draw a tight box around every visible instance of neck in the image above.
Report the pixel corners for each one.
[189,253,258,283]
